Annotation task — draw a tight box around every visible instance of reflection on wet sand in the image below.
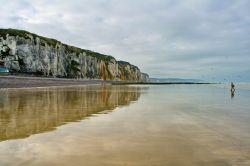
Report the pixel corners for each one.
[0,85,142,141]
[0,85,249,166]
[231,89,235,99]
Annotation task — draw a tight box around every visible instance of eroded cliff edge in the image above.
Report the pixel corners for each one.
[0,29,149,81]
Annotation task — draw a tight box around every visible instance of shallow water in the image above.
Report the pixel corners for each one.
[0,84,250,166]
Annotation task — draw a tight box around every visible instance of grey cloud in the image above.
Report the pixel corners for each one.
[0,0,249,82]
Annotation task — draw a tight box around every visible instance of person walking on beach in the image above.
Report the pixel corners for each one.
[231,82,235,92]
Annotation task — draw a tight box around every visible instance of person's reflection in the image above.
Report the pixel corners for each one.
[230,82,235,99]
[231,90,235,99]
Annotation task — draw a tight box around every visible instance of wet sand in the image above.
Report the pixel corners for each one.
[0,84,250,166]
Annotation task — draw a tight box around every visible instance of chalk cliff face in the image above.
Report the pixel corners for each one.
[0,29,149,81]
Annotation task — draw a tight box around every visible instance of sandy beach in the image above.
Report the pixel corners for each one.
[0,75,213,90]
[0,84,250,166]
[0,75,111,89]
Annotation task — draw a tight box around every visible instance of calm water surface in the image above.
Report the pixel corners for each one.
[0,84,250,166]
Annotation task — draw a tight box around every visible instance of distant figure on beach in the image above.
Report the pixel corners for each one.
[231,82,235,92]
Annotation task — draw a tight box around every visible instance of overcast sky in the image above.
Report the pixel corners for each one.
[0,0,249,82]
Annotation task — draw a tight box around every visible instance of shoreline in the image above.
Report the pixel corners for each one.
[111,82,214,85]
[0,75,214,89]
